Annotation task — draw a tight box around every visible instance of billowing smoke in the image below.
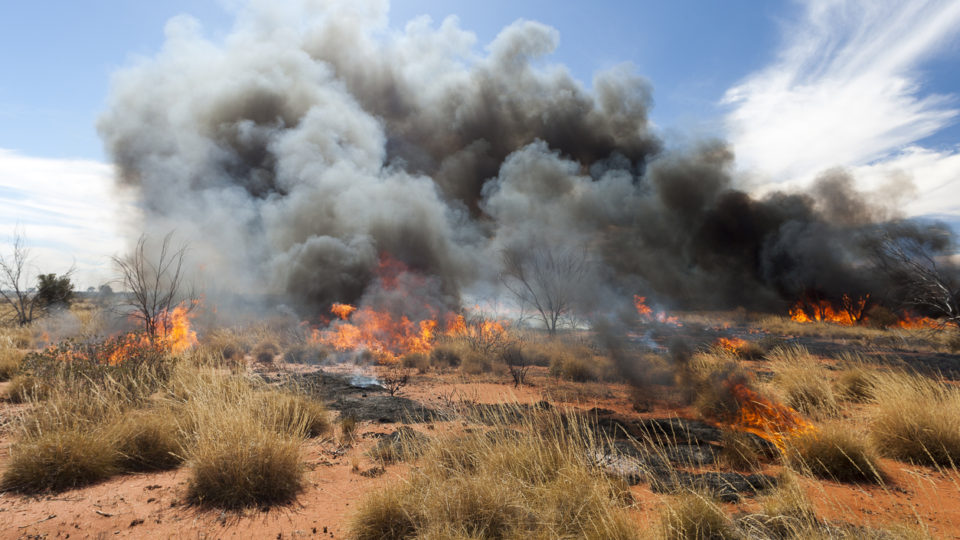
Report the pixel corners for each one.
[98,0,955,319]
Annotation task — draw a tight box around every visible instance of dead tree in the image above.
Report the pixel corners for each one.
[871,231,960,328]
[112,232,192,340]
[0,228,74,326]
[0,230,38,326]
[500,244,590,335]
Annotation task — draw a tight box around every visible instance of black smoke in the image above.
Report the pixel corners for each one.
[98,1,956,319]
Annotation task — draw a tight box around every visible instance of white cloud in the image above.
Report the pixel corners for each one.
[723,0,960,217]
[0,149,136,288]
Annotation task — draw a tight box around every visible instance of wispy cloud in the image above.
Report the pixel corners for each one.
[723,0,960,210]
[0,149,134,288]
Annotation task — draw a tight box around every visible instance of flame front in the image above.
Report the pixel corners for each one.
[727,382,815,451]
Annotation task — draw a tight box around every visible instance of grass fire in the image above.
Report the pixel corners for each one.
[3,1,960,539]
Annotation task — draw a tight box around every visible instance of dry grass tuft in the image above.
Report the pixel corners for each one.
[350,409,638,540]
[659,491,739,539]
[1,426,118,493]
[108,408,183,471]
[252,340,280,365]
[4,374,47,403]
[870,371,960,466]
[174,365,309,508]
[833,355,877,403]
[767,346,838,417]
[786,425,885,483]
[256,390,331,438]
[719,429,771,471]
[0,347,23,381]
[186,417,304,508]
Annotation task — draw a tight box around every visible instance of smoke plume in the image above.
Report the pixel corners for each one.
[99,0,955,319]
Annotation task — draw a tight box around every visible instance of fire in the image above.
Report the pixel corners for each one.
[894,312,943,330]
[788,294,866,326]
[716,337,749,355]
[308,255,511,361]
[788,293,950,329]
[633,295,681,326]
[106,302,198,365]
[331,303,356,320]
[726,382,815,451]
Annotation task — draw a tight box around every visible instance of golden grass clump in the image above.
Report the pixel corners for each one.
[659,491,739,540]
[786,425,885,484]
[108,408,183,471]
[350,409,638,540]
[767,345,838,417]
[0,347,23,381]
[186,416,304,508]
[174,365,308,508]
[1,426,119,493]
[255,390,331,438]
[833,356,877,403]
[869,371,960,467]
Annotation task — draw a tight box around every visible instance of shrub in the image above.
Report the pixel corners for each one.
[186,417,304,509]
[401,352,430,372]
[109,408,183,471]
[460,351,493,375]
[252,340,279,364]
[283,343,326,364]
[786,425,884,483]
[549,353,598,382]
[203,330,247,366]
[1,426,118,493]
[870,372,960,466]
[767,346,837,417]
[0,348,23,381]
[429,341,466,368]
[659,492,739,540]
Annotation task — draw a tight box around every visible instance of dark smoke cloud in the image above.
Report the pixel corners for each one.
[98,0,955,318]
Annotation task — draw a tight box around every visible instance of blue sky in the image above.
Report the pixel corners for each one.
[2,0,960,286]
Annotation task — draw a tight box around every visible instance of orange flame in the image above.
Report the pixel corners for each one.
[106,302,198,365]
[894,312,943,330]
[331,303,356,320]
[633,295,681,326]
[727,382,815,451]
[716,337,749,355]
[788,294,866,326]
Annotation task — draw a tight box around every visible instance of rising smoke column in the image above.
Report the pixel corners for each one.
[99,0,955,318]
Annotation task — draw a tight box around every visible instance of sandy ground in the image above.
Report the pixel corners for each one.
[2,357,960,538]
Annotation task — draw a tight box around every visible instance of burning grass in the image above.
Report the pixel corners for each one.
[349,408,638,540]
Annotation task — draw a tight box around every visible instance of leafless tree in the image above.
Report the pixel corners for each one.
[871,231,960,328]
[500,244,590,335]
[112,232,193,340]
[0,228,74,326]
[501,343,530,388]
